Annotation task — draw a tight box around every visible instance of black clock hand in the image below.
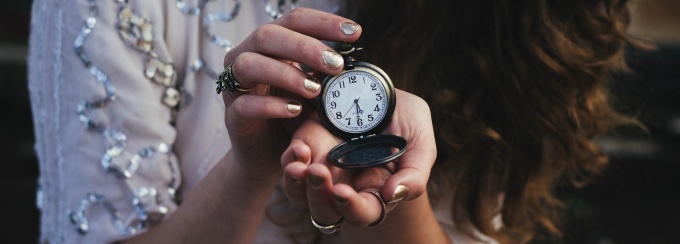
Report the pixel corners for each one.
[354,98,363,117]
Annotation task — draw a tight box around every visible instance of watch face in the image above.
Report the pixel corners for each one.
[320,64,394,137]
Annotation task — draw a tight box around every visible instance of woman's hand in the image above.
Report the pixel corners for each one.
[221,8,362,177]
[280,89,437,228]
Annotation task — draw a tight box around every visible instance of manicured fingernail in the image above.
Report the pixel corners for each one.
[333,194,349,206]
[289,175,300,185]
[322,50,343,70]
[340,22,360,35]
[388,185,409,204]
[292,151,300,161]
[304,75,321,93]
[308,173,324,187]
[287,101,302,114]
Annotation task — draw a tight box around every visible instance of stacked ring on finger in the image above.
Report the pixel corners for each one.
[216,63,252,94]
[311,216,343,234]
[363,189,387,226]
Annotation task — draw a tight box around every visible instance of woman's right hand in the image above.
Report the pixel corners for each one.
[120,8,364,244]
[220,8,362,177]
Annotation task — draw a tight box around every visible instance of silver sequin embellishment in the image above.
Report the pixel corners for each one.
[74,0,117,133]
[202,1,241,52]
[264,0,299,19]
[181,0,242,79]
[176,0,215,16]
[69,193,135,235]
[69,0,180,236]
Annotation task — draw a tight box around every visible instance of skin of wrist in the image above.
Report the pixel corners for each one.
[219,149,283,187]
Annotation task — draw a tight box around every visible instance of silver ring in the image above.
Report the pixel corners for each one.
[311,216,343,234]
[363,189,386,226]
[216,62,252,94]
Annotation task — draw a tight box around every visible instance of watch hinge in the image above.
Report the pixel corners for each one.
[351,134,376,140]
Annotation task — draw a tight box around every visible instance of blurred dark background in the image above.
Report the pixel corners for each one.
[0,1,39,243]
[1,1,678,243]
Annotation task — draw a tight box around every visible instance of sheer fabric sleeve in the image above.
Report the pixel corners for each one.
[29,0,183,242]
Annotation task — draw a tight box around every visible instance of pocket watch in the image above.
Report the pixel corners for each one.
[316,43,407,169]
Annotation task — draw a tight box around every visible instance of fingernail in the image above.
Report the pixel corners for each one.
[287,101,302,114]
[308,173,324,187]
[292,151,300,161]
[388,185,409,204]
[333,194,349,206]
[289,175,300,185]
[340,22,360,35]
[303,75,321,93]
[322,50,343,70]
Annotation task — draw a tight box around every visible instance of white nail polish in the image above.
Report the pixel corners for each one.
[340,22,360,35]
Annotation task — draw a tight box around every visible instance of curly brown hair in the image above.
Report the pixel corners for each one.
[353,0,637,242]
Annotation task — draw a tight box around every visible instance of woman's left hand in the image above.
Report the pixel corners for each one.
[280,89,437,227]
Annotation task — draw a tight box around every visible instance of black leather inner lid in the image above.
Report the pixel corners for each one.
[328,134,407,169]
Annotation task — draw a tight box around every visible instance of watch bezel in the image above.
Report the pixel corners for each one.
[316,62,396,140]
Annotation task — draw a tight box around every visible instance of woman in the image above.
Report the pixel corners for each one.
[31,0,437,243]
[29,0,634,243]
[280,0,638,243]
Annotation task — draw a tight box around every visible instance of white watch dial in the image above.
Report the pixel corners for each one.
[324,70,389,134]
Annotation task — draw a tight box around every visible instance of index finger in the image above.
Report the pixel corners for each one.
[273,7,362,42]
[224,8,362,75]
